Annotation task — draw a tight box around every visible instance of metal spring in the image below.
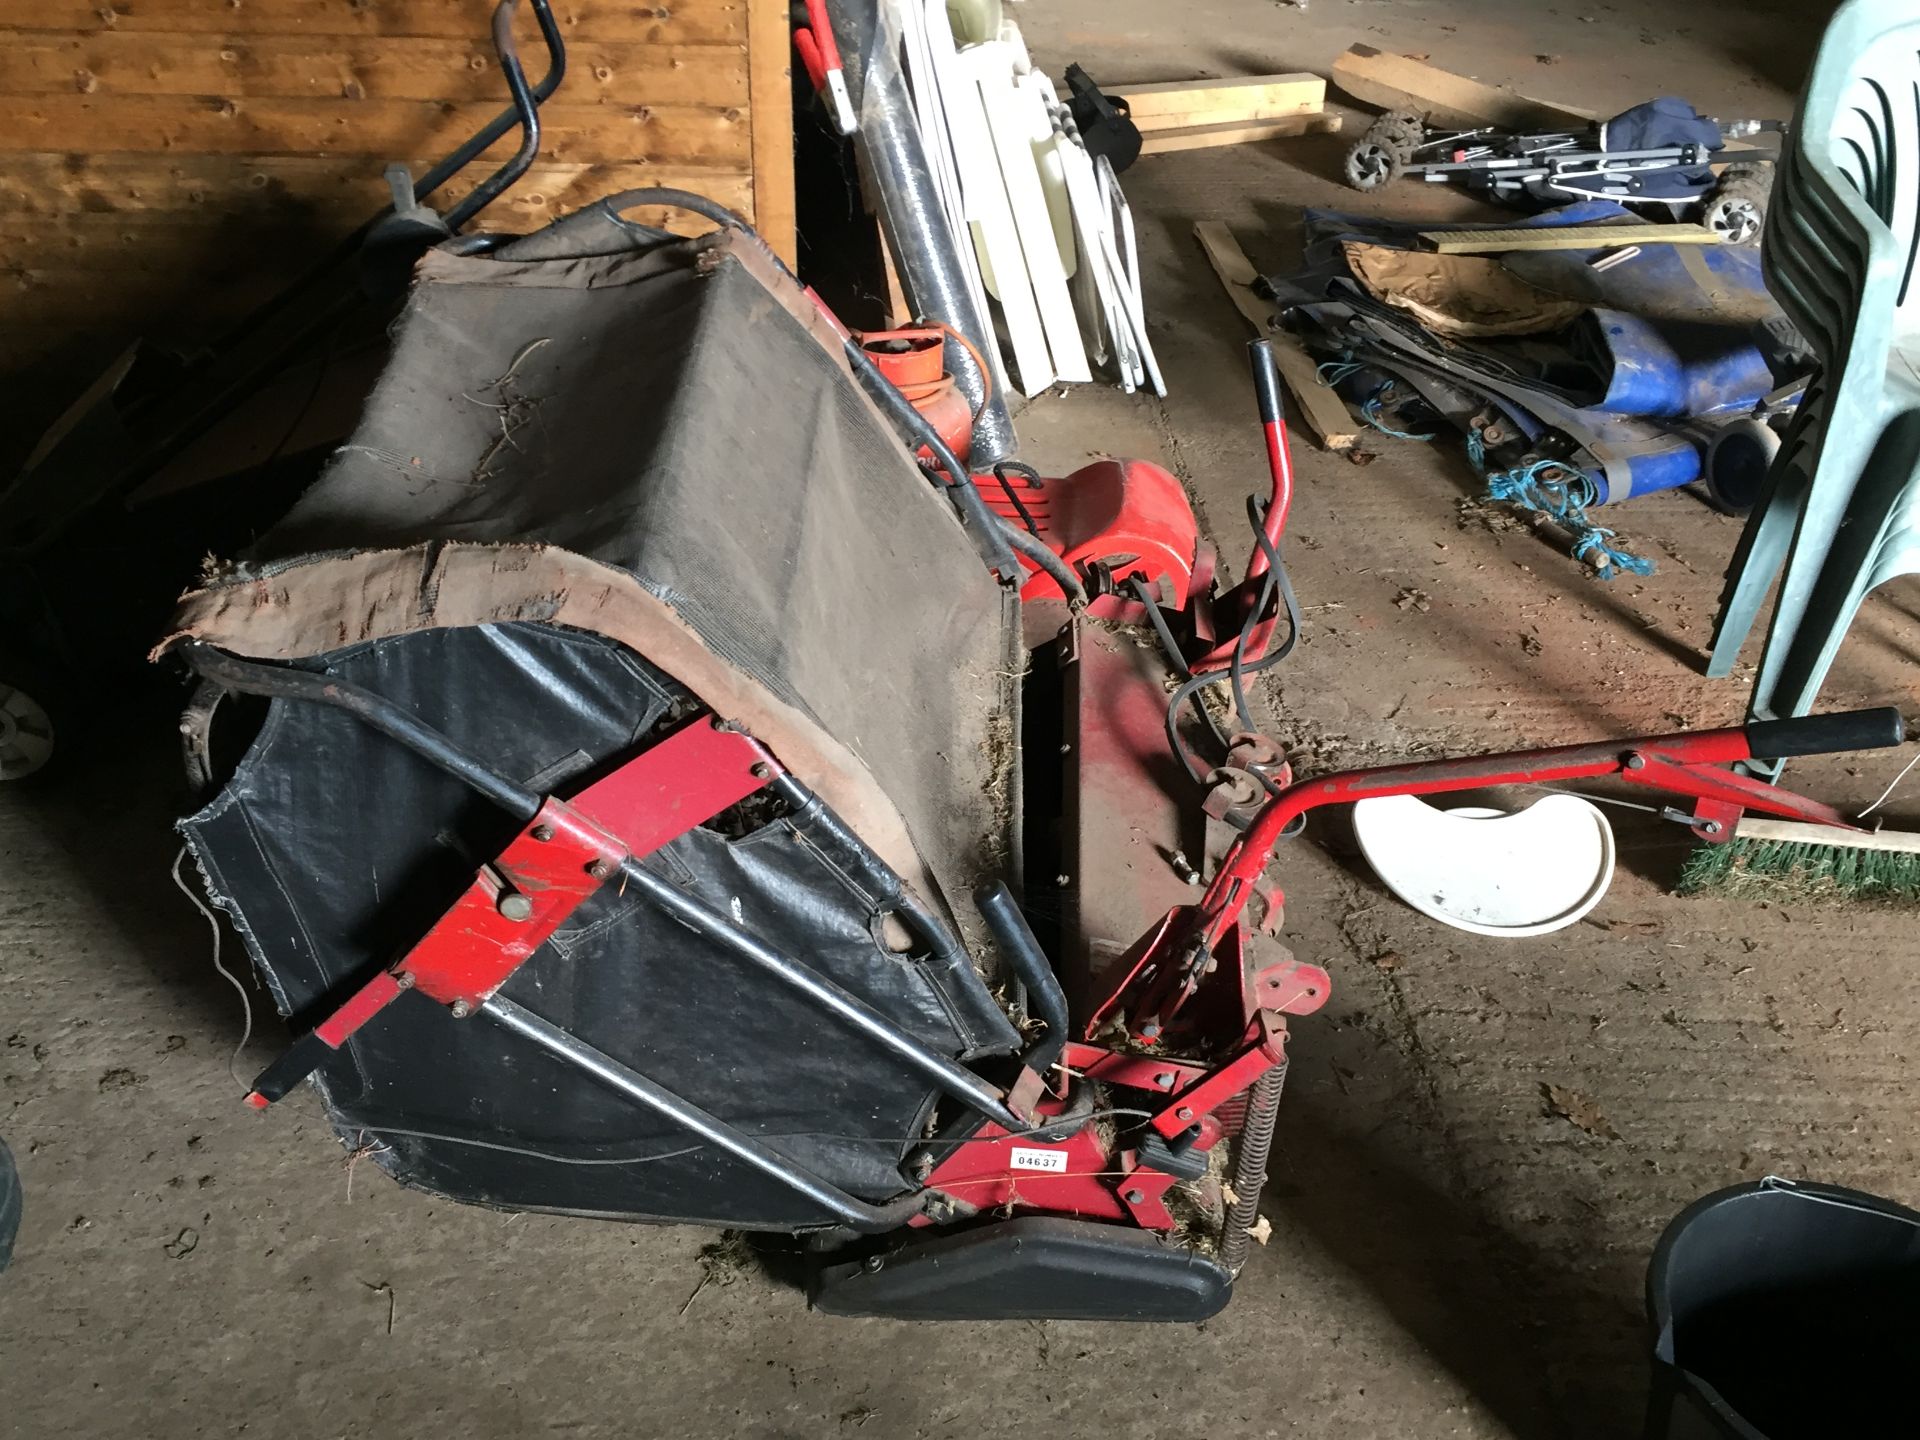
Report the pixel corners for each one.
[1219,1062,1286,1275]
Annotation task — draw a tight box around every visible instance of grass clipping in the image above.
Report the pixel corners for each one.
[1678,835,1920,906]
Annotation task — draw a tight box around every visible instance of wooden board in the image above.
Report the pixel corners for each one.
[1191,220,1358,452]
[0,35,746,104]
[1732,818,1920,856]
[1139,113,1341,155]
[744,0,795,270]
[1119,73,1324,130]
[0,0,794,466]
[0,96,755,164]
[1422,224,1722,253]
[0,1,746,44]
[1331,44,1595,131]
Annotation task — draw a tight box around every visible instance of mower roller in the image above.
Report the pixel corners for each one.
[160,192,1904,1321]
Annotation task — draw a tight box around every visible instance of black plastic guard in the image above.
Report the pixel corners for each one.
[811,1218,1233,1322]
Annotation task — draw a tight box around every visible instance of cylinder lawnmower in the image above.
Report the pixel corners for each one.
[161,190,1903,1322]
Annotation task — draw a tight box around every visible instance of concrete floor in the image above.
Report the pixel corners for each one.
[4,1,1917,1435]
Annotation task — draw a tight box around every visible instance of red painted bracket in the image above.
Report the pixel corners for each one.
[245,715,779,1108]
[1149,1007,1293,1141]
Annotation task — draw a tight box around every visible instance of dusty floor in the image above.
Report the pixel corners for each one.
[4,1,1917,1436]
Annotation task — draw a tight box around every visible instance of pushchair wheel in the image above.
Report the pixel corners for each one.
[1702,171,1769,246]
[1367,110,1426,155]
[1343,137,1404,191]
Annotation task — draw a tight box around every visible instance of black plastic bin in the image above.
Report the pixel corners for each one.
[1645,1178,1920,1438]
[0,1137,18,1274]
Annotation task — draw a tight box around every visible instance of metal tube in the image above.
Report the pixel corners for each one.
[613,854,1031,1133]
[441,0,546,231]
[178,644,541,820]
[770,773,968,973]
[839,335,1024,583]
[481,994,927,1233]
[416,0,566,207]
[974,882,1069,1075]
[830,0,1016,464]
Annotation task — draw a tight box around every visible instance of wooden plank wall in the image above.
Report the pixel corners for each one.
[0,0,795,466]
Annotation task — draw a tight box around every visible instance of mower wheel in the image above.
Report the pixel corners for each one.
[0,649,67,784]
[1344,137,1404,192]
[1703,173,1770,246]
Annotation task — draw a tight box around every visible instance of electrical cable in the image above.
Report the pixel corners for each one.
[991,461,1044,538]
[1138,493,1304,786]
[996,515,1088,605]
[1126,574,1192,679]
[928,318,995,419]
[1228,495,1302,738]
[351,1124,704,1167]
[171,846,253,1093]
[1858,748,1920,820]
[356,1109,1160,1171]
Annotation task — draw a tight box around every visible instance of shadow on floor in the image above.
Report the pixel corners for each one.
[11,695,272,1045]
[1273,1045,1651,1436]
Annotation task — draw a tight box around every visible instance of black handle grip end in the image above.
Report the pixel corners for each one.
[1745,707,1906,760]
[1248,340,1284,427]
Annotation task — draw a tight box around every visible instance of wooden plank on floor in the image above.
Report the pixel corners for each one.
[1422,223,1721,253]
[1139,112,1341,155]
[1191,219,1357,452]
[1120,73,1324,130]
[1331,44,1595,130]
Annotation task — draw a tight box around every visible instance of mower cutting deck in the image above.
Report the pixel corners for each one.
[162,197,1904,1322]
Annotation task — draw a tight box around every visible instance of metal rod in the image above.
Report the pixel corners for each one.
[187,647,1028,1130]
[974,881,1069,1076]
[480,994,926,1233]
[415,0,566,208]
[441,0,547,231]
[770,773,972,977]
[179,644,541,820]
[613,854,1032,1133]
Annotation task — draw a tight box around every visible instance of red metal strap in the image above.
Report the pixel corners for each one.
[1148,1010,1288,1140]
[395,797,625,1011]
[246,714,781,1107]
[571,716,776,846]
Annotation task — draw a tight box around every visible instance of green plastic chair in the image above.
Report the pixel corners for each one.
[1704,0,1920,737]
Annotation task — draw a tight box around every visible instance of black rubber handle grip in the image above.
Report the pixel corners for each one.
[1248,340,1285,427]
[1744,707,1906,759]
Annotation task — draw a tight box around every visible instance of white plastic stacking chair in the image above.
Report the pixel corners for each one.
[1704,0,1920,737]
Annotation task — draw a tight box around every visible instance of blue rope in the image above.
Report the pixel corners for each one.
[1317,361,1437,442]
[1468,427,1654,579]
[1361,388,1438,442]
